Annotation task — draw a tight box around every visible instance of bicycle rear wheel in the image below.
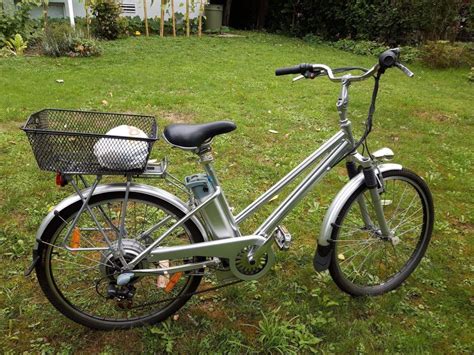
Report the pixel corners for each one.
[35,191,204,329]
[329,169,434,296]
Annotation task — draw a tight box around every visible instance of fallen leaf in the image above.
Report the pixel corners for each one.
[101,100,108,106]
[268,129,278,134]
[269,194,279,202]
[172,314,179,321]
[338,253,345,261]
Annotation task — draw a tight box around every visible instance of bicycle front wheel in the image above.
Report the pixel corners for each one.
[35,191,205,329]
[329,169,434,296]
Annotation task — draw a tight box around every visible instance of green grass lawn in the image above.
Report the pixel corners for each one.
[0,32,473,353]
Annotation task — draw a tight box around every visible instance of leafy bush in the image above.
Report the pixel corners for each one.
[420,41,474,68]
[3,33,27,55]
[69,37,102,57]
[332,39,387,56]
[400,46,421,63]
[302,33,324,45]
[0,1,32,45]
[303,36,421,63]
[266,0,472,45]
[91,0,121,40]
[122,16,145,35]
[468,67,474,82]
[0,46,12,57]
[41,22,73,56]
[42,23,101,57]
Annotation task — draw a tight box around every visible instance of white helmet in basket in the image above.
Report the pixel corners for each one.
[93,125,149,170]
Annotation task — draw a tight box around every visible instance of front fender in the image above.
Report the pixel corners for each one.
[313,163,402,271]
[32,183,209,252]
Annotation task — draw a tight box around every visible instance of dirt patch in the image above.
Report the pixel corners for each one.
[414,111,456,123]
[216,34,247,38]
[0,121,25,133]
[194,301,228,321]
[161,111,195,124]
[447,216,473,235]
[75,330,144,354]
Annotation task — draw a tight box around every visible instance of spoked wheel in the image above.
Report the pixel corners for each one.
[329,169,434,296]
[35,191,204,329]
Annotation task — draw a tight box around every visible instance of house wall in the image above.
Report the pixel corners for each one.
[29,0,86,20]
[28,0,201,20]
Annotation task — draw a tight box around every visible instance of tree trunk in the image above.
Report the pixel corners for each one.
[160,0,165,37]
[143,0,149,36]
[84,0,90,38]
[171,0,176,37]
[42,2,49,30]
[223,0,232,26]
[186,0,191,37]
[256,0,268,29]
[198,0,204,37]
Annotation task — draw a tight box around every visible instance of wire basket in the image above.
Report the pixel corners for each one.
[22,109,158,175]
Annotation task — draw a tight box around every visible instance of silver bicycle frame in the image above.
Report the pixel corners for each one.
[124,79,362,269]
[53,75,392,275]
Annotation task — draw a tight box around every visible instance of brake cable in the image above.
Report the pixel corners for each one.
[330,69,383,168]
[352,69,383,153]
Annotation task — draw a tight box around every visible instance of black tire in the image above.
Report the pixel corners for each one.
[35,191,205,329]
[329,169,434,296]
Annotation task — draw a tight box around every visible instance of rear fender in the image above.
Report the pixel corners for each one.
[32,183,209,253]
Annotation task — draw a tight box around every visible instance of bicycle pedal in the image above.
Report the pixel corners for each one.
[274,225,292,250]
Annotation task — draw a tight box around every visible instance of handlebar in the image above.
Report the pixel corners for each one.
[275,48,414,82]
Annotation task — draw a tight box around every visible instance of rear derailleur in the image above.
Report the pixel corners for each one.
[106,282,136,309]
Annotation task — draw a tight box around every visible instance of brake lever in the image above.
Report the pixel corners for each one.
[292,75,305,82]
[292,70,321,82]
[395,62,414,78]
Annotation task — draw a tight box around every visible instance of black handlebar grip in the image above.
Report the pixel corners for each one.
[275,63,313,76]
[275,65,302,76]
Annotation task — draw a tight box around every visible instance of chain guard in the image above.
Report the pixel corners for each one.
[229,241,275,281]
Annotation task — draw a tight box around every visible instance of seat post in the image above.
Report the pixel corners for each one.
[197,144,221,189]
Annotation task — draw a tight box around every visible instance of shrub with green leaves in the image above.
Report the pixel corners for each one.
[91,0,121,40]
[303,36,421,63]
[0,1,32,45]
[3,33,27,55]
[332,39,387,56]
[468,67,474,82]
[41,23,101,57]
[421,41,474,68]
[70,36,102,57]
[267,0,472,45]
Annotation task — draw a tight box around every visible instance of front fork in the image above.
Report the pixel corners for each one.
[346,160,391,237]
